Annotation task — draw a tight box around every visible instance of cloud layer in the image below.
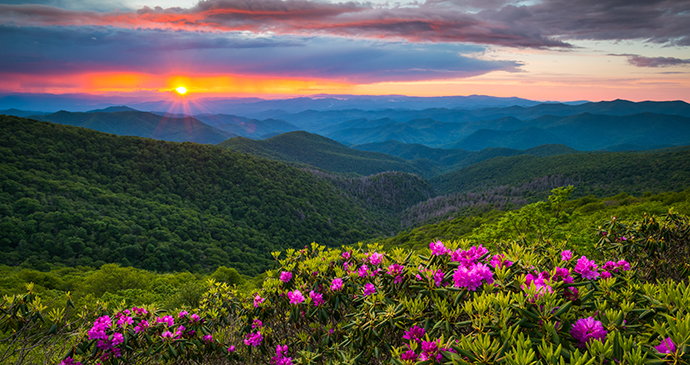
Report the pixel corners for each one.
[3,0,688,49]
[0,25,520,83]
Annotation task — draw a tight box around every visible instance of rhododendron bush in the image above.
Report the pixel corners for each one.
[2,212,690,365]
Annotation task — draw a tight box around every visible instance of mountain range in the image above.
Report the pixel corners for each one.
[3,97,690,154]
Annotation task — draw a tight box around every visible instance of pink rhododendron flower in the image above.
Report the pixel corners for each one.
[244,332,263,347]
[310,290,324,306]
[490,254,513,269]
[331,278,343,291]
[561,250,573,261]
[252,319,263,329]
[116,315,133,328]
[433,270,445,287]
[228,345,236,352]
[134,320,149,333]
[156,315,174,327]
[450,245,488,267]
[394,275,403,284]
[553,267,574,284]
[161,331,174,339]
[271,344,293,365]
[617,259,630,271]
[190,314,200,322]
[368,252,383,266]
[387,263,404,276]
[254,294,265,308]
[88,315,112,340]
[403,325,426,342]
[178,310,188,318]
[358,264,370,277]
[655,337,676,354]
[363,283,376,296]
[571,317,607,348]
[430,240,450,256]
[342,251,351,259]
[280,271,292,283]
[574,256,600,280]
[401,350,418,362]
[601,271,612,279]
[420,339,441,362]
[112,333,124,346]
[59,356,82,365]
[288,290,305,304]
[203,334,213,343]
[452,262,493,291]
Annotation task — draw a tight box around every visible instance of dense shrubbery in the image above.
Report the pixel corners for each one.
[3,210,690,364]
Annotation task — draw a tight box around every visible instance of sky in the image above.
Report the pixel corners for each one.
[1,0,689,102]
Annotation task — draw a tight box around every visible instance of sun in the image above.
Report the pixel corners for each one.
[175,86,188,95]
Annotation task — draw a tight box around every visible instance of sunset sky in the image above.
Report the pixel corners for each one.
[1,0,689,102]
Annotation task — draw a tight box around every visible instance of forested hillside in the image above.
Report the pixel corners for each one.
[431,148,690,196]
[219,131,440,178]
[0,116,430,275]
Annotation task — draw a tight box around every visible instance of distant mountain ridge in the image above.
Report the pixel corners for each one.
[30,110,235,144]
[353,140,578,172]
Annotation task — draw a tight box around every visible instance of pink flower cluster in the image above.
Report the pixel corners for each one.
[310,290,324,306]
[601,260,631,278]
[271,344,293,365]
[244,331,263,347]
[363,283,376,296]
[288,290,305,304]
[367,252,384,266]
[489,254,513,269]
[387,263,405,283]
[561,250,573,261]
[254,293,265,308]
[452,263,493,291]
[655,337,676,354]
[416,266,446,287]
[156,315,174,327]
[450,244,488,267]
[523,272,554,300]
[330,277,343,291]
[252,319,263,329]
[570,317,607,348]
[59,356,82,365]
[280,271,292,283]
[403,325,425,342]
[116,313,133,328]
[430,241,450,256]
[88,315,112,340]
[574,256,600,280]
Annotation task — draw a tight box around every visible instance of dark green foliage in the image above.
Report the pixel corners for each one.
[219,131,440,178]
[210,266,244,285]
[0,115,418,275]
[30,110,235,144]
[376,189,690,255]
[597,211,690,282]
